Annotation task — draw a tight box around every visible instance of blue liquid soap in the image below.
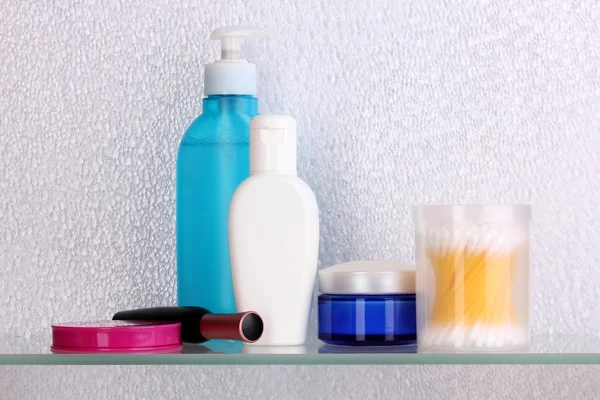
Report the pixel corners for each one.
[176,26,273,312]
[177,95,258,312]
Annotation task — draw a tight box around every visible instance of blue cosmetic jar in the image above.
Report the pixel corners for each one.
[318,261,417,346]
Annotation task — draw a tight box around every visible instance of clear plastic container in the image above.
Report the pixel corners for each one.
[415,205,531,352]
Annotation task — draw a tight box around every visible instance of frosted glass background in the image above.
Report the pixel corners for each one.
[1,0,599,398]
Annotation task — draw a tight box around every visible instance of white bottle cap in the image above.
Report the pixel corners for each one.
[250,115,297,174]
[204,26,275,96]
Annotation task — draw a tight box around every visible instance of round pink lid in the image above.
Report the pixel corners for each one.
[51,320,182,354]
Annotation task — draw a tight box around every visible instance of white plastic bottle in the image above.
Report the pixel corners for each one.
[229,115,319,346]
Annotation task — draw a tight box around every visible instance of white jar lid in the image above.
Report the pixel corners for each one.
[318,260,415,295]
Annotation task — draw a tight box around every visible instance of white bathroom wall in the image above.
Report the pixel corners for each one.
[1,0,599,398]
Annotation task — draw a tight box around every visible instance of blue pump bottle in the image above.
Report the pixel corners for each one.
[177,27,274,312]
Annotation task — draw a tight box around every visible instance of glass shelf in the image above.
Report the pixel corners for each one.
[2,333,600,365]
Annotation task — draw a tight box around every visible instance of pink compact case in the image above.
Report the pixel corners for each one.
[51,320,183,354]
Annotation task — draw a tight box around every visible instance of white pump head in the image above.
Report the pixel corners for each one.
[250,115,297,174]
[204,26,275,96]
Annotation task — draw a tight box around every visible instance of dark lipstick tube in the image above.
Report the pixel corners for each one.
[112,307,263,344]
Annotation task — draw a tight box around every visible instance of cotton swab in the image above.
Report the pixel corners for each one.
[422,222,528,350]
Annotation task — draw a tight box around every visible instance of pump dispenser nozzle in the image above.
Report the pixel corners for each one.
[210,27,275,61]
[204,26,275,96]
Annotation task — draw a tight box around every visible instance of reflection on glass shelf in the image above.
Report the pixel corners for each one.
[243,345,307,355]
[318,344,418,354]
[1,332,600,365]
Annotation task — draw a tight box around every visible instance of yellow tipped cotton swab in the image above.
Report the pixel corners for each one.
[429,249,515,326]
[421,226,528,349]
